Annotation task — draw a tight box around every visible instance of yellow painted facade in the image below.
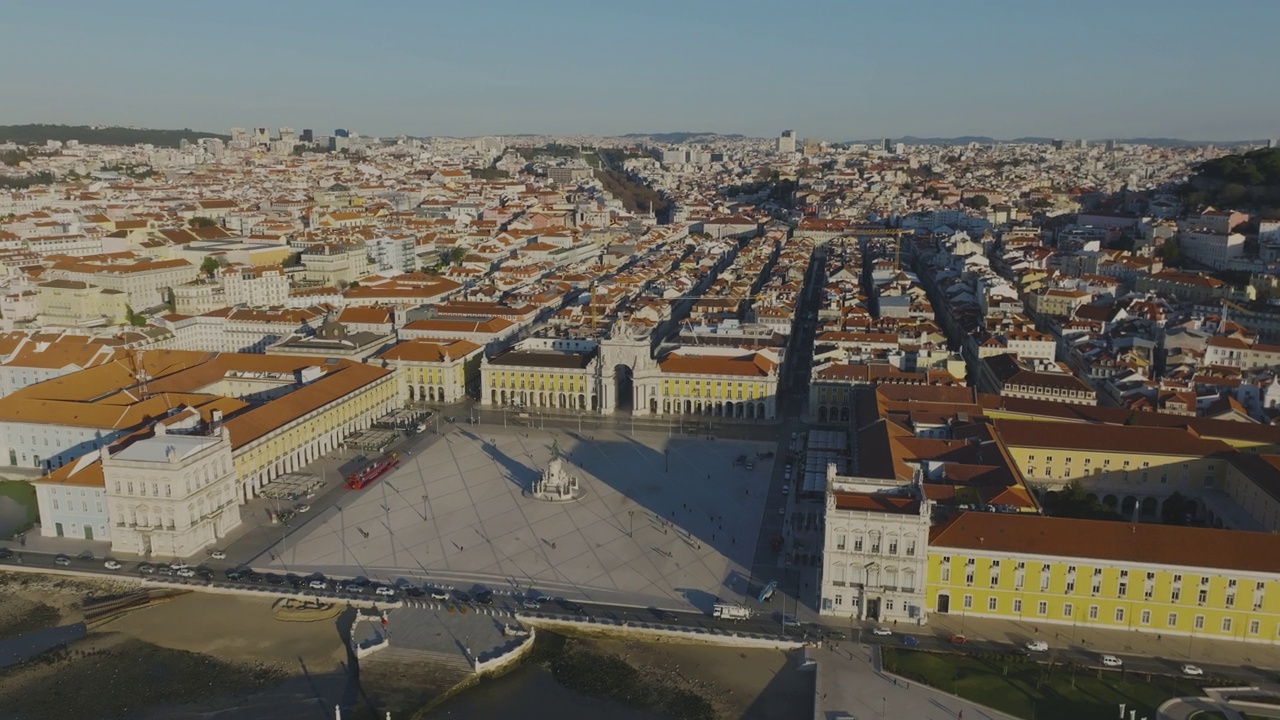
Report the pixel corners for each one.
[1003,444,1223,489]
[658,377,767,401]
[927,548,1280,643]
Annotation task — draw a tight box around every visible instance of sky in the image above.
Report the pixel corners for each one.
[1,0,1277,141]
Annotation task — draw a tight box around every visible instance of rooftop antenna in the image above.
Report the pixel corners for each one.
[131,349,150,398]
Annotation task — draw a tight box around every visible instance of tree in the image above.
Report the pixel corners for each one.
[1156,239,1182,264]
[963,195,990,210]
[189,217,217,228]
[446,247,468,266]
[200,256,223,277]
[124,306,147,327]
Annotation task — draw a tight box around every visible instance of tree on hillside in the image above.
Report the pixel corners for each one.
[200,256,224,277]
[963,195,990,210]
[189,217,217,228]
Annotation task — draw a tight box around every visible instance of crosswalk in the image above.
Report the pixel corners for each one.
[399,598,514,617]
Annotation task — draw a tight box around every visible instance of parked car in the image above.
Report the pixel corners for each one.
[295,505,311,514]
[169,563,190,570]
[950,635,968,645]
[225,568,245,581]
[54,554,71,566]
[138,563,156,574]
[404,587,424,598]
[264,573,285,585]
[901,636,920,647]
[77,550,94,561]
[1101,655,1123,668]
[374,586,396,597]
[872,627,892,636]
[521,599,542,610]
[782,484,791,495]
[0,548,12,560]
[176,568,196,578]
[308,579,329,591]
[156,566,174,576]
[1181,664,1204,676]
[452,590,472,603]
[1026,640,1049,652]
[197,568,215,581]
[429,588,449,601]
[475,589,494,605]
[344,583,366,593]
[104,560,123,570]
[210,550,227,560]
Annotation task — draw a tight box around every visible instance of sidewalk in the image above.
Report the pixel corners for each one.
[814,641,1019,720]
[921,612,1280,674]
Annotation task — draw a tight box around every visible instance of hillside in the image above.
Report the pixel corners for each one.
[0,124,230,148]
[1184,147,1280,213]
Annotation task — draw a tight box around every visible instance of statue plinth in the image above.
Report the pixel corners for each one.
[526,456,586,503]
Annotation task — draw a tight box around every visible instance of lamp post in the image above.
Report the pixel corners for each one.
[628,510,634,538]
[421,493,428,520]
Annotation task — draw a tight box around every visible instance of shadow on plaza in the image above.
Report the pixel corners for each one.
[738,649,817,720]
[469,422,783,606]
[463,429,542,493]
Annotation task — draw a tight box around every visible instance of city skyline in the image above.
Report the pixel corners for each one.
[2,0,1277,141]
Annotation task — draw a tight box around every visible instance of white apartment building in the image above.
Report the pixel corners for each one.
[367,235,419,274]
[821,471,932,625]
[222,264,289,307]
[48,258,200,309]
[1179,230,1245,270]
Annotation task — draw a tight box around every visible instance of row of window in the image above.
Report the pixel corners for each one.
[834,533,917,556]
[958,594,1266,635]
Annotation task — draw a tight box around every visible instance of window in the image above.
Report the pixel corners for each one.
[906,541,916,556]
[941,568,951,582]
[1171,588,1181,602]
[836,535,846,551]
[1118,582,1127,597]
[1194,615,1205,630]
[888,540,897,555]
[1066,581,1075,593]
[986,597,997,611]
[1250,620,1261,635]
[1013,599,1022,614]
[1140,610,1151,625]
[963,595,973,609]
[1114,607,1125,623]
[1063,602,1074,618]
[1091,582,1102,595]
[1197,589,1208,604]
[52,499,59,510]
[965,573,975,586]
[835,595,843,606]
[1088,605,1099,620]
[1226,593,1235,607]
[1147,572,1156,581]
[1222,618,1232,633]
[1037,601,1047,616]
[854,537,863,552]
[1174,574,1183,583]
[1067,565,1077,574]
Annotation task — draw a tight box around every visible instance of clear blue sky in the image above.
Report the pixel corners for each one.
[2,0,1277,141]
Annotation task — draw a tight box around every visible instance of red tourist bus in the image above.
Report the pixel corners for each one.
[346,453,400,490]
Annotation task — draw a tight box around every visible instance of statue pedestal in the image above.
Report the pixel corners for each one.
[526,456,586,503]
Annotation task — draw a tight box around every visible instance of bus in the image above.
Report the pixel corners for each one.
[347,453,400,490]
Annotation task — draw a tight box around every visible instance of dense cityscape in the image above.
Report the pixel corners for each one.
[0,121,1279,718]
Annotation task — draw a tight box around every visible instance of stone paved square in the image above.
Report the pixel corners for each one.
[267,427,774,611]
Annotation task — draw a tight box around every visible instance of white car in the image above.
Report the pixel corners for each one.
[1025,640,1049,652]
[374,586,396,597]
[782,484,791,495]
[308,579,328,590]
[429,588,449,601]
[296,505,311,514]
[872,627,893,636]
[1181,664,1204,676]
[170,563,191,570]
[176,568,196,578]
[104,560,123,570]
[210,550,227,560]
[1101,655,1122,668]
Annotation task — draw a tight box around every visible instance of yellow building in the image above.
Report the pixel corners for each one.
[928,512,1280,645]
[993,419,1231,521]
[36,280,127,326]
[379,338,483,404]
[483,343,599,411]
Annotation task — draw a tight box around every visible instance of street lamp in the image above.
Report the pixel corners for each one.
[628,510,634,538]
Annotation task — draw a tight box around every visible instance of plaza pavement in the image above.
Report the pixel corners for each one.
[263,426,776,612]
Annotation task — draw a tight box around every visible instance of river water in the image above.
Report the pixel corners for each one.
[422,664,661,720]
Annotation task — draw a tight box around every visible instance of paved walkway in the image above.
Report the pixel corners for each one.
[922,612,1280,677]
[814,641,1019,720]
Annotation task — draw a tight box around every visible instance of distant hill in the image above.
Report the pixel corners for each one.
[0,124,230,148]
[853,135,1263,148]
[621,132,747,143]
